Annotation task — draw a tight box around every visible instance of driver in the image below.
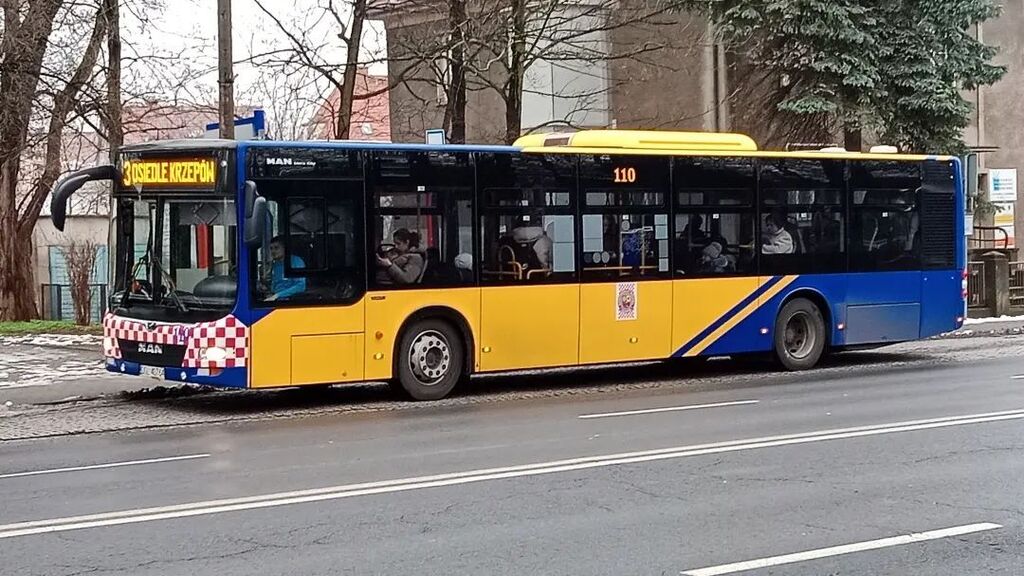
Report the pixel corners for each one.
[266,236,306,300]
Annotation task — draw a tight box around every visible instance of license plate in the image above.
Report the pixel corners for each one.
[139,365,164,380]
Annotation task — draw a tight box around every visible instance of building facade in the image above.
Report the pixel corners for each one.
[372,1,1023,247]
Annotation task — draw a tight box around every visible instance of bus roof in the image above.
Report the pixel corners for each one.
[121,133,953,163]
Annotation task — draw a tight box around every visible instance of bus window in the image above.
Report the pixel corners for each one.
[252,180,365,305]
[479,153,577,283]
[673,157,757,277]
[758,158,846,275]
[849,161,921,272]
[369,151,475,288]
[580,155,670,280]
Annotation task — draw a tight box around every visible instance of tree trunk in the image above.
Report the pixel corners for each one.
[105,0,122,163]
[18,7,107,235]
[446,0,467,144]
[336,0,367,140]
[843,124,863,152]
[0,1,64,320]
[504,0,526,145]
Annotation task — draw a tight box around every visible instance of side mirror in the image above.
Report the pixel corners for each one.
[50,165,118,231]
[243,180,266,247]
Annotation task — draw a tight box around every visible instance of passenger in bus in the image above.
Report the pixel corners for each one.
[266,236,306,300]
[509,215,552,270]
[454,253,474,282]
[808,209,841,254]
[761,212,795,254]
[681,214,709,246]
[376,228,425,284]
[699,241,735,274]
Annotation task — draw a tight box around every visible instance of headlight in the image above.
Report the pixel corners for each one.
[202,347,228,362]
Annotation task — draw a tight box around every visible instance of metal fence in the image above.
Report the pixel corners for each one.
[967,261,986,309]
[970,226,1011,251]
[40,283,107,323]
[1011,262,1024,308]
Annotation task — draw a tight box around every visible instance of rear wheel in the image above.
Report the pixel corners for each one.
[773,298,826,371]
[395,319,464,400]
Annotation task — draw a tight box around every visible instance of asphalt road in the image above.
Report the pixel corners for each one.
[2,350,1024,575]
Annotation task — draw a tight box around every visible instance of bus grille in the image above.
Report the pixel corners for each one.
[118,341,188,367]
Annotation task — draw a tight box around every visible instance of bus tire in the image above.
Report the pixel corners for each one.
[773,298,826,371]
[395,318,464,401]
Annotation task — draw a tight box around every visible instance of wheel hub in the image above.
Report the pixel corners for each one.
[408,330,451,386]
[784,312,815,360]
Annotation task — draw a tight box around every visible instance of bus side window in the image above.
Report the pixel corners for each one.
[252,180,365,305]
[673,156,757,277]
[758,158,846,275]
[478,153,577,283]
[849,161,922,272]
[369,150,475,289]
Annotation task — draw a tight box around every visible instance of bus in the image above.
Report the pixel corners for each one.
[50,130,966,400]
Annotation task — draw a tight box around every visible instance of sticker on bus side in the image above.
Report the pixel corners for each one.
[616,282,638,321]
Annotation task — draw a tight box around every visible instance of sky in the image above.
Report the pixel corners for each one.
[128,1,388,112]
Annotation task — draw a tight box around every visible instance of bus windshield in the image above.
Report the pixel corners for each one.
[112,196,238,321]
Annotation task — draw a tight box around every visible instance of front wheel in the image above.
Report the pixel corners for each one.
[773,298,826,371]
[395,319,464,400]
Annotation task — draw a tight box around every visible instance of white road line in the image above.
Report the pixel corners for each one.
[680,522,1002,576]
[1011,375,1024,380]
[2,409,1024,540]
[0,454,211,480]
[579,400,759,419]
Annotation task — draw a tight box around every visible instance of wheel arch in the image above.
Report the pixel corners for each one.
[393,306,475,378]
[777,288,834,347]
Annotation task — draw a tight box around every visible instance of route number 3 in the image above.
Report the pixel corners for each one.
[613,167,637,183]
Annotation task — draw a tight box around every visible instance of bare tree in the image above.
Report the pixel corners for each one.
[0,1,108,320]
[250,0,414,140]
[61,239,100,325]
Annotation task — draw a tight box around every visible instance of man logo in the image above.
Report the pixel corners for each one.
[138,342,163,355]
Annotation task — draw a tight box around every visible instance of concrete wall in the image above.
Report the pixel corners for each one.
[32,215,109,289]
[607,10,713,131]
[973,1,1024,249]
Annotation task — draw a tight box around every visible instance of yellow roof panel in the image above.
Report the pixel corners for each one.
[513,129,759,152]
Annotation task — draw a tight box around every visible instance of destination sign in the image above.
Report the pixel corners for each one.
[121,158,216,188]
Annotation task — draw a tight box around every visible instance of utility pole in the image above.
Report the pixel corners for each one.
[218,0,235,139]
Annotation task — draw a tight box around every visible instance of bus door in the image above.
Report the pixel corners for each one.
[246,152,368,388]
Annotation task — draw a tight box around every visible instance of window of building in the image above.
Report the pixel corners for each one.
[673,157,757,277]
[580,155,670,280]
[369,151,475,288]
[759,158,846,274]
[252,179,365,305]
[849,161,921,271]
[479,153,577,283]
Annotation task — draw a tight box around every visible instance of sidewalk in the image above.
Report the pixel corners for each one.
[0,335,132,409]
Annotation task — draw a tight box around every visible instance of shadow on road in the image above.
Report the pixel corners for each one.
[119,350,935,417]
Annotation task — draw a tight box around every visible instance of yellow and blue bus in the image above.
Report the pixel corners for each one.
[50,130,967,400]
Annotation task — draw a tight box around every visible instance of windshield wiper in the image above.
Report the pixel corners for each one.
[152,256,189,313]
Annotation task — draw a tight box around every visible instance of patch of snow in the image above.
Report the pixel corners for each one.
[0,334,101,347]
[963,315,1024,326]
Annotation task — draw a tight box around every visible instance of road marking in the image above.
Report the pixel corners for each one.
[579,400,759,419]
[680,522,1002,575]
[2,409,1023,540]
[0,454,210,480]
[1011,375,1024,380]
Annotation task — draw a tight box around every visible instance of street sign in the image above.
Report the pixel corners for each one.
[205,109,266,140]
[426,129,446,145]
[989,168,1017,203]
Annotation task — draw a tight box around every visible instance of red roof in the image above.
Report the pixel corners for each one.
[308,67,391,141]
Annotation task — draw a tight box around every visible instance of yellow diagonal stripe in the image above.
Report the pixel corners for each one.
[684,275,799,357]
